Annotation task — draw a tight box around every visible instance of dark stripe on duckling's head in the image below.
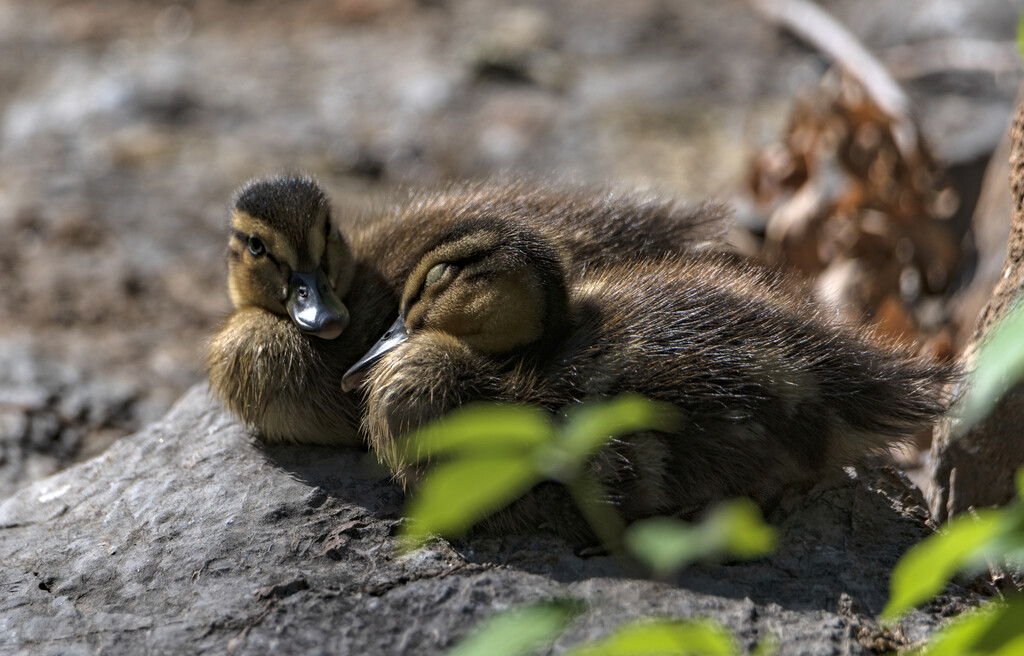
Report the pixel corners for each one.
[400,217,569,356]
[234,176,329,236]
[233,176,330,272]
[225,176,353,339]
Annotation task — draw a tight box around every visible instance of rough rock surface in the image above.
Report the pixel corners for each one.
[0,385,976,655]
[929,101,1024,522]
[0,338,169,499]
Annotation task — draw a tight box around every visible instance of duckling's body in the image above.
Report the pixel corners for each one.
[348,222,956,527]
[208,178,724,445]
[207,307,356,442]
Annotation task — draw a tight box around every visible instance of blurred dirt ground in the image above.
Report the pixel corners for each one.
[0,0,1021,497]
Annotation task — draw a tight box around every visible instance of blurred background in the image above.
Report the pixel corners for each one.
[0,0,1020,498]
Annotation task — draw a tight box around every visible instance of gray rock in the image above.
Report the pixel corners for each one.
[0,385,976,655]
[0,340,150,500]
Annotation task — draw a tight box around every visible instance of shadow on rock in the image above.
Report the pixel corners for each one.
[259,421,966,621]
[456,460,962,620]
[262,412,966,622]
[675,463,946,616]
[257,440,404,519]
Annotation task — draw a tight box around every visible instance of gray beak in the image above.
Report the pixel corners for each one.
[286,269,349,340]
[341,314,409,392]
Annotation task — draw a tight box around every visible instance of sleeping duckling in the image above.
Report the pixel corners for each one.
[342,220,956,523]
[345,181,727,287]
[208,177,725,445]
[206,176,380,445]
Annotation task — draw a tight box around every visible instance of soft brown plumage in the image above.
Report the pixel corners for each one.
[346,219,957,528]
[207,177,723,445]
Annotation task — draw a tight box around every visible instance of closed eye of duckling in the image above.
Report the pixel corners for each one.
[423,262,450,288]
[339,259,468,392]
[342,223,567,391]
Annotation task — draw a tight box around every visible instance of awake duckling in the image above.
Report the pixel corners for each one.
[206,176,372,445]
[343,221,956,523]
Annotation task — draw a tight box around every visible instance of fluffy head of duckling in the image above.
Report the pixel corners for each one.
[227,176,353,339]
[342,218,568,391]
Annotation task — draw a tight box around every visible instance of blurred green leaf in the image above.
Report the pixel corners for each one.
[399,395,680,551]
[882,510,1006,622]
[749,636,779,656]
[447,600,584,656]
[565,618,738,656]
[625,517,716,576]
[959,304,1024,431]
[975,505,1024,565]
[921,595,1024,656]
[398,403,554,464]
[1017,9,1024,66]
[625,499,777,577]
[554,395,677,472]
[703,498,778,559]
[565,471,627,554]
[402,456,539,548]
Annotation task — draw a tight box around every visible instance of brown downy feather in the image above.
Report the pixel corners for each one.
[344,181,728,290]
[208,177,725,445]
[359,228,958,534]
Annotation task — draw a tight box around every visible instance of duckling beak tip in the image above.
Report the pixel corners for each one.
[341,314,409,392]
[313,318,346,340]
[341,371,366,392]
[287,269,349,339]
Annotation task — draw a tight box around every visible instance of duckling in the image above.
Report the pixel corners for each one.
[345,181,728,288]
[342,220,956,525]
[208,177,726,445]
[206,176,379,445]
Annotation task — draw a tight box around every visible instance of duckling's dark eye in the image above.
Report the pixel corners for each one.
[248,236,265,257]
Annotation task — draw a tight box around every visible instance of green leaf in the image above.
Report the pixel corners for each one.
[565,618,739,656]
[398,403,554,463]
[625,518,711,576]
[749,635,779,656]
[976,513,1024,568]
[704,498,778,559]
[625,499,777,576]
[447,599,584,656]
[402,456,540,548]
[551,395,678,475]
[1017,9,1024,66]
[882,510,1006,622]
[959,303,1024,430]
[923,595,1024,656]
[566,472,627,554]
